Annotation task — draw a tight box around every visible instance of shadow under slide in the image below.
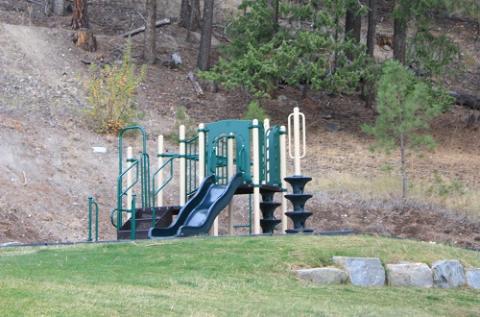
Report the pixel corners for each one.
[149,173,244,238]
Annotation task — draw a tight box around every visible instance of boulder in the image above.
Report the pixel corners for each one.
[333,256,385,287]
[295,267,348,285]
[465,268,480,289]
[432,260,466,288]
[386,263,433,288]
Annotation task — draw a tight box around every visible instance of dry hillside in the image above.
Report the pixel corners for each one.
[0,1,480,249]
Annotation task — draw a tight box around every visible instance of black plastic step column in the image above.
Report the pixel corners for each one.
[284,176,313,234]
[260,192,282,234]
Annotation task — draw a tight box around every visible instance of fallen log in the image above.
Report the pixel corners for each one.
[450,91,480,111]
[187,71,204,96]
[121,18,172,38]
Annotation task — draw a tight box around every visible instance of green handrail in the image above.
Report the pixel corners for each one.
[116,158,140,229]
[87,196,99,242]
[117,126,149,232]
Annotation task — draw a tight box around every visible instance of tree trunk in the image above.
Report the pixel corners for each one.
[366,0,377,57]
[197,0,214,71]
[71,0,88,29]
[72,0,96,52]
[345,9,354,39]
[180,0,200,31]
[393,1,407,65]
[144,0,157,64]
[268,0,279,29]
[400,132,407,202]
[353,14,361,43]
[364,0,377,108]
[345,7,361,43]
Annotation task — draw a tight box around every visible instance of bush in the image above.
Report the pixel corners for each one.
[243,100,267,122]
[86,43,146,134]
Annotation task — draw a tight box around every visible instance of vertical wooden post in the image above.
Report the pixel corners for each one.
[126,146,133,221]
[293,107,302,175]
[279,126,288,233]
[179,125,186,206]
[198,123,206,183]
[227,133,235,235]
[156,135,164,207]
[252,119,261,235]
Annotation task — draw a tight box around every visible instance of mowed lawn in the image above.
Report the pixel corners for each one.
[0,236,479,317]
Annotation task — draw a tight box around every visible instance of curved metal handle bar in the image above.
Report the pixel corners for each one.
[117,125,148,175]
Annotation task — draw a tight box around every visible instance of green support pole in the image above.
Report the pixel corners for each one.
[88,197,93,242]
[130,195,137,240]
[95,201,99,242]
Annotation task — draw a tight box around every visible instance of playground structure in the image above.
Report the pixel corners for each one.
[88,107,313,240]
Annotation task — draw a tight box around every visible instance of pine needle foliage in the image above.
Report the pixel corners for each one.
[362,60,453,199]
[201,0,373,98]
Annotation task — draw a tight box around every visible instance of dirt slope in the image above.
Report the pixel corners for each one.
[0,23,119,242]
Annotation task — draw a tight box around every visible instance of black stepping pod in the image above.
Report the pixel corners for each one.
[284,176,313,234]
[260,192,282,234]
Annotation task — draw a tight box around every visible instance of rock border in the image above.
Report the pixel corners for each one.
[295,256,479,289]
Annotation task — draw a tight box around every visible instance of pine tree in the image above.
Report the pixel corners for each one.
[362,60,452,201]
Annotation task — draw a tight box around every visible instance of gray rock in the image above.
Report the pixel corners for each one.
[171,52,182,66]
[432,260,466,288]
[333,256,386,287]
[296,267,348,285]
[386,263,433,288]
[465,268,480,289]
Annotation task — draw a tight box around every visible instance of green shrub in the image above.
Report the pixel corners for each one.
[86,42,146,134]
[243,100,267,122]
[427,171,466,197]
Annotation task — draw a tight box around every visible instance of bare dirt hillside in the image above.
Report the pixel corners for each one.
[1,3,480,249]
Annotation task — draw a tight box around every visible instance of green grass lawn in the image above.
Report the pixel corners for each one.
[0,236,479,317]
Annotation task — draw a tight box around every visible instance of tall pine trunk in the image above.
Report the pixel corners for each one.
[345,7,361,43]
[393,1,407,64]
[197,0,214,71]
[366,0,377,57]
[364,0,377,108]
[180,0,201,31]
[144,0,157,64]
